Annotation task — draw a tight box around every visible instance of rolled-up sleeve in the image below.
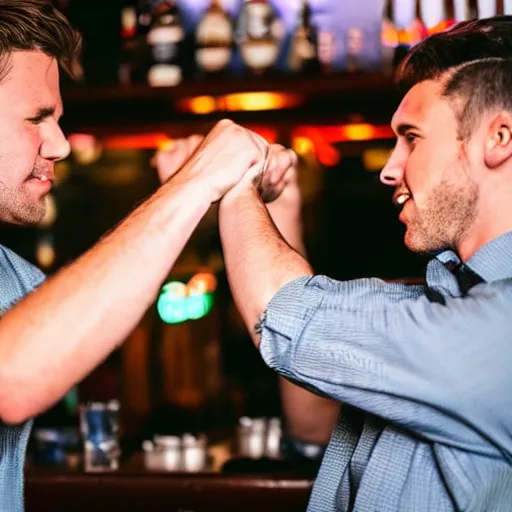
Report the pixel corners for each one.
[259,275,512,457]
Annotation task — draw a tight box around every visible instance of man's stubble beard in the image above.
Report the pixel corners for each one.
[0,183,47,225]
[405,176,479,255]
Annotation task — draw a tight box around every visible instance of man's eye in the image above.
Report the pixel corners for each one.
[28,116,44,125]
[405,133,417,144]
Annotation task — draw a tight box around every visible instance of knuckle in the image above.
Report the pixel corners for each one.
[276,151,288,168]
[217,118,234,129]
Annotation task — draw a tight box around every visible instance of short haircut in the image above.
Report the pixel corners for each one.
[397,16,512,139]
[0,0,82,82]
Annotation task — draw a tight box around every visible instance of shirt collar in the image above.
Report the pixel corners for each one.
[435,230,512,283]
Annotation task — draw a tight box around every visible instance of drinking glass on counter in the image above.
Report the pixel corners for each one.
[142,433,208,472]
[79,400,121,472]
[237,416,282,459]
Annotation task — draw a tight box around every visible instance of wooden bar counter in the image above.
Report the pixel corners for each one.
[25,453,314,512]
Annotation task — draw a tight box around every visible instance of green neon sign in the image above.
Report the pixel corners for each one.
[157,280,215,324]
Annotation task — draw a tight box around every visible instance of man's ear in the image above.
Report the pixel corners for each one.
[484,113,512,169]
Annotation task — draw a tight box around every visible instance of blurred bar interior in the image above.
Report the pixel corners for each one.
[3,0,502,510]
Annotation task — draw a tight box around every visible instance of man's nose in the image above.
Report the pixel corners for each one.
[40,123,71,162]
[379,150,404,187]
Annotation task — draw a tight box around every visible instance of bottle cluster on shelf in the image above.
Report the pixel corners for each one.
[119,0,323,87]
[381,0,499,74]
[55,0,508,88]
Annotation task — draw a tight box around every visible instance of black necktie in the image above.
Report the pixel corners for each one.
[425,263,484,305]
[454,263,484,296]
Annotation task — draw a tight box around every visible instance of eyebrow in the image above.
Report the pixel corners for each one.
[28,106,63,121]
[394,123,419,137]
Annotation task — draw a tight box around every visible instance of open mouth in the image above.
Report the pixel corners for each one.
[393,191,411,209]
[25,175,53,191]
[26,172,54,183]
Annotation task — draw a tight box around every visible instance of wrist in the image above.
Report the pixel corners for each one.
[220,182,261,211]
[167,152,219,204]
[163,168,212,202]
[266,196,302,221]
[153,174,213,235]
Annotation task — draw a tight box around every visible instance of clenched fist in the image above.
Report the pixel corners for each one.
[154,120,298,204]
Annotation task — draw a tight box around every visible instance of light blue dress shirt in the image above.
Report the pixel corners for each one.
[0,244,45,512]
[259,231,512,511]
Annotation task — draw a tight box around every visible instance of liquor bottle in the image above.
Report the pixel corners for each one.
[236,0,284,75]
[119,3,138,85]
[496,0,505,15]
[195,0,234,75]
[429,0,456,35]
[466,0,479,20]
[146,0,184,87]
[234,0,249,47]
[381,0,399,75]
[287,0,319,74]
[317,30,336,74]
[404,0,428,47]
[346,26,364,72]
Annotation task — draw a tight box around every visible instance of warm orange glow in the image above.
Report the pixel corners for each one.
[291,124,395,167]
[177,92,302,114]
[292,127,341,166]
[102,133,172,150]
[187,272,217,295]
[398,20,428,47]
[342,124,376,141]
[223,92,301,112]
[93,124,393,166]
[428,19,456,35]
[302,124,394,143]
[292,136,315,156]
[381,20,399,47]
[157,139,175,151]
[100,126,276,152]
[363,148,393,172]
[183,95,217,114]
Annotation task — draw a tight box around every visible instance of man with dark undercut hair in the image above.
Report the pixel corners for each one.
[215,16,512,512]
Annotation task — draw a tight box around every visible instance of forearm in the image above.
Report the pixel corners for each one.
[265,196,305,258]
[219,189,312,346]
[266,194,339,443]
[0,177,211,423]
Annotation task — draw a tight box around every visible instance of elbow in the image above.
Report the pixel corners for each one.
[0,409,32,426]
[0,400,33,425]
[0,373,35,425]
